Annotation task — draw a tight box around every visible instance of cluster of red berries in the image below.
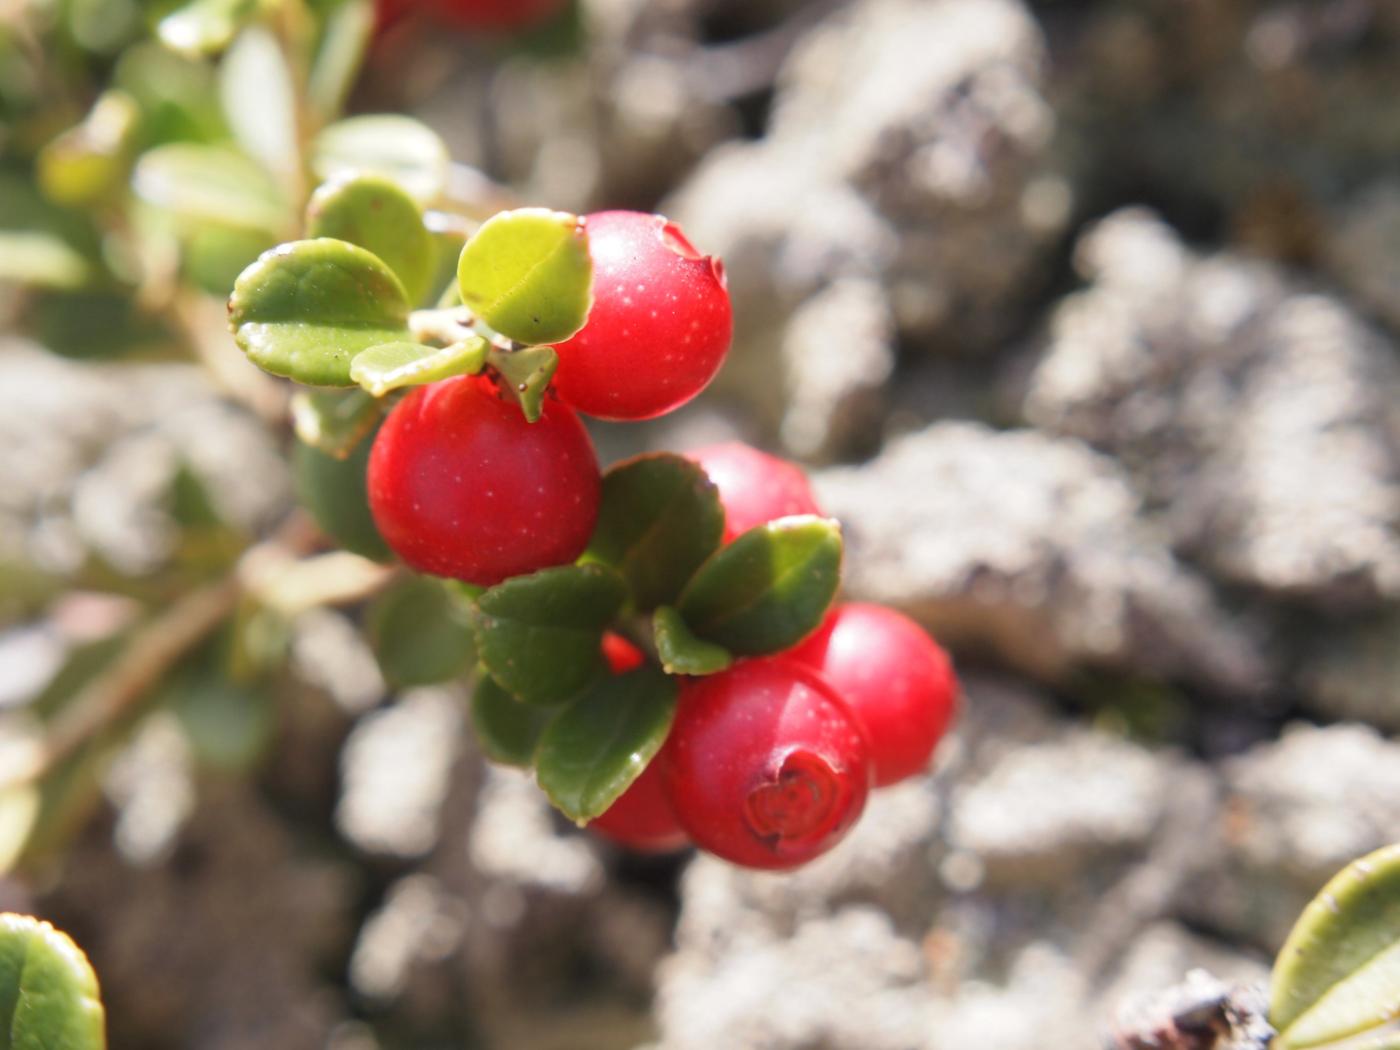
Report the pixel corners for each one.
[591,444,959,870]
[362,209,956,872]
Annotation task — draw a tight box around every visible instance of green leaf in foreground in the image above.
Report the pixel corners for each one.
[653,606,732,676]
[308,175,436,305]
[586,454,724,610]
[471,672,550,768]
[485,345,557,424]
[471,565,626,706]
[1272,843,1400,1049]
[0,913,106,1050]
[369,576,476,688]
[228,239,411,386]
[312,115,450,204]
[457,208,592,346]
[351,338,487,398]
[536,667,678,824]
[677,516,842,655]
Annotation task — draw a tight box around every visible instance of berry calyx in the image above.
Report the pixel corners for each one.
[789,603,958,787]
[661,658,872,870]
[588,633,689,852]
[685,442,824,541]
[367,374,600,586]
[552,211,732,421]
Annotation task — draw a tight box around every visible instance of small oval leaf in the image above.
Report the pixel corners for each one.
[1273,844,1400,1047]
[312,115,450,204]
[457,208,592,345]
[653,606,732,676]
[294,427,392,562]
[37,90,141,208]
[471,672,551,768]
[586,454,724,610]
[350,337,487,398]
[307,175,436,305]
[471,565,627,706]
[535,666,678,824]
[369,576,476,688]
[485,345,558,424]
[290,388,383,458]
[229,239,411,386]
[132,143,288,235]
[677,516,842,655]
[0,913,105,1050]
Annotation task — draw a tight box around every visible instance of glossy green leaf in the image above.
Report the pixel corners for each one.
[308,175,436,305]
[677,516,842,655]
[1273,844,1400,1047]
[470,672,550,768]
[535,667,677,824]
[586,454,724,610]
[0,913,106,1050]
[485,345,557,424]
[471,565,626,706]
[653,606,732,676]
[294,428,391,561]
[308,0,374,120]
[219,25,299,188]
[312,115,450,204]
[350,338,487,398]
[457,208,592,345]
[369,576,476,687]
[132,143,289,236]
[228,239,412,386]
[158,0,259,57]
[37,90,141,207]
[290,388,382,458]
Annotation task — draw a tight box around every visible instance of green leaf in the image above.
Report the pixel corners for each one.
[350,338,487,398]
[307,175,436,305]
[308,0,374,121]
[312,115,450,204]
[585,454,724,610]
[0,787,39,877]
[535,666,677,824]
[228,238,412,386]
[471,565,626,706]
[182,223,277,298]
[158,0,259,57]
[484,345,557,424]
[653,606,732,676]
[0,233,91,289]
[132,143,289,237]
[290,388,382,458]
[219,25,299,189]
[457,208,592,345]
[1273,844,1400,1048]
[470,672,550,767]
[173,675,274,771]
[368,576,475,687]
[113,42,228,146]
[26,290,177,361]
[677,516,842,655]
[294,426,391,561]
[0,913,106,1050]
[37,90,141,208]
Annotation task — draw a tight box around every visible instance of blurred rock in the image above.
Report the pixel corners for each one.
[1323,179,1400,334]
[1297,612,1400,731]
[1022,208,1400,608]
[815,421,1270,695]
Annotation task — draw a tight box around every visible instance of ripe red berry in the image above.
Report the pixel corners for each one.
[661,658,872,870]
[367,374,600,586]
[685,442,824,541]
[588,633,689,853]
[552,211,732,421]
[789,603,958,787]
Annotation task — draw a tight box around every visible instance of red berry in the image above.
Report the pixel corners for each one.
[377,0,566,33]
[552,211,732,421]
[367,374,600,586]
[661,658,872,870]
[790,604,958,787]
[588,633,689,853]
[685,442,824,542]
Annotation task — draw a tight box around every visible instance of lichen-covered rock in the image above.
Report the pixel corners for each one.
[1022,208,1400,607]
[814,421,1269,694]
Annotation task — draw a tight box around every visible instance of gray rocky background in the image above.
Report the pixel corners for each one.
[3,0,1400,1046]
